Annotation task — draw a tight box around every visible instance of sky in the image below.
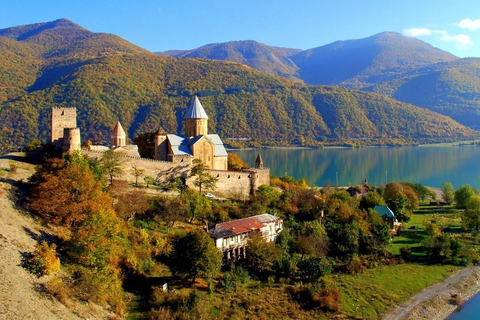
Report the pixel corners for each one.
[1,0,479,58]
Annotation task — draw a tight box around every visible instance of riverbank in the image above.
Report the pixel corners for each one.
[383,265,480,320]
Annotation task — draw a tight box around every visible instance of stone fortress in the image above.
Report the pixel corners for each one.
[51,96,270,196]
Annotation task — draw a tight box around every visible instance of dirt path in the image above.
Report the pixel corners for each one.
[383,265,480,320]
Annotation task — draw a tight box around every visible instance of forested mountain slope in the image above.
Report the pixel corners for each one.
[159,40,301,80]
[0,19,476,149]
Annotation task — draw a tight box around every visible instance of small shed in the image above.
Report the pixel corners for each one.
[373,205,396,230]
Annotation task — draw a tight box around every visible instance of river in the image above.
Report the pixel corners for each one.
[447,291,480,319]
[231,145,480,189]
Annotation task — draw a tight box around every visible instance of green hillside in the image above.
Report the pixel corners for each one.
[0,19,476,150]
[368,58,480,129]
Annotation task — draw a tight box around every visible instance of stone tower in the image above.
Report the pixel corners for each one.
[51,107,77,148]
[184,96,208,137]
[111,121,126,147]
[255,154,264,169]
[154,128,168,161]
[62,128,81,153]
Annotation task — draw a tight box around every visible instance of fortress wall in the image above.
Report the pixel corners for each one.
[206,170,255,197]
[83,149,191,184]
[82,149,268,196]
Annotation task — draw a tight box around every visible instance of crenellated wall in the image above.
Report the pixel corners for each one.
[82,149,270,196]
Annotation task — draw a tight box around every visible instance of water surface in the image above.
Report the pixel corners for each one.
[446,291,480,320]
[231,146,480,189]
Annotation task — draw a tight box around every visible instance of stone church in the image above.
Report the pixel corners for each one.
[50,96,269,196]
[154,96,228,170]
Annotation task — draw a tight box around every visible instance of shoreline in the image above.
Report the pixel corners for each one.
[383,265,480,320]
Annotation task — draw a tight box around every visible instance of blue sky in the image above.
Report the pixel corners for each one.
[1,0,479,57]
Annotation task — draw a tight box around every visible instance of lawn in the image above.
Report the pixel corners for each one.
[389,203,464,255]
[333,263,461,319]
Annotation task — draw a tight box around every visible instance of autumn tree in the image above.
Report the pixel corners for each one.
[109,181,149,221]
[189,159,218,194]
[227,153,249,171]
[169,230,222,283]
[30,160,104,226]
[383,182,418,222]
[150,196,184,231]
[243,233,280,278]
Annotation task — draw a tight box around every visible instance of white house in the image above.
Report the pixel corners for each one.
[208,214,283,261]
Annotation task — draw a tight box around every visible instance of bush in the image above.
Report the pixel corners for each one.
[44,276,72,305]
[310,279,341,312]
[9,161,18,173]
[344,255,367,274]
[399,246,412,261]
[29,241,60,276]
[73,266,127,315]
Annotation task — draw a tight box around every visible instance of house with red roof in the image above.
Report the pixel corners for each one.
[209,213,283,260]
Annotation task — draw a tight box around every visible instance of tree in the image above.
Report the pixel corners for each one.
[359,189,385,210]
[109,182,149,221]
[243,233,280,278]
[412,183,434,201]
[227,153,249,171]
[455,185,476,209]
[150,197,184,231]
[144,176,156,188]
[30,161,104,226]
[101,150,124,185]
[133,132,156,159]
[189,159,218,193]
[442,182,455,204]
[169,230,222,283]
[462,195,480,231]
[383,182,418,222]
[180,188,212,223]
[131,162,145,187]
[254,185,281,207]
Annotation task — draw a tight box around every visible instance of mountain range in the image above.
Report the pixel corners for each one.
[160,33,480,129]
[0,19,477,150]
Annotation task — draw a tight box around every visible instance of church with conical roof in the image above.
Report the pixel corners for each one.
[154,96,228,170]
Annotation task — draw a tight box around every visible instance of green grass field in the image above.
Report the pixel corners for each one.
[333,263,460,319]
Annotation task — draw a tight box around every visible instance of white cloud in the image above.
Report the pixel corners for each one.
[403,28,446,37]
[459,18,480,31]
[441,33,474,48]
[403,28,432,37]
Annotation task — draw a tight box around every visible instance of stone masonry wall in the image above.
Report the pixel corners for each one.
[82,149,269,196]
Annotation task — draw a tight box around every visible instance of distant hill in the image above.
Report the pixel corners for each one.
[0,19,476,150]
[290,32,458,87]
[368,58,480,128]
[157,40,302,80]
[162,33,480,129]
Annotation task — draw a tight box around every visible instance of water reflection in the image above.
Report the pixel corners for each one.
[232,146,480,189]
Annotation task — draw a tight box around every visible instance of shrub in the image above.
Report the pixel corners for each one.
[8,161,18,173]
[399,246,412,261]
[149,307,173,319]
[344,255,367,274]
[44,276,72,305]
[29,241,60,276]
[73,266,126,315]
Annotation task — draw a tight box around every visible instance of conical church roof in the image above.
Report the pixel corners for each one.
[184,96,209,119]
[112,121,126,137]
